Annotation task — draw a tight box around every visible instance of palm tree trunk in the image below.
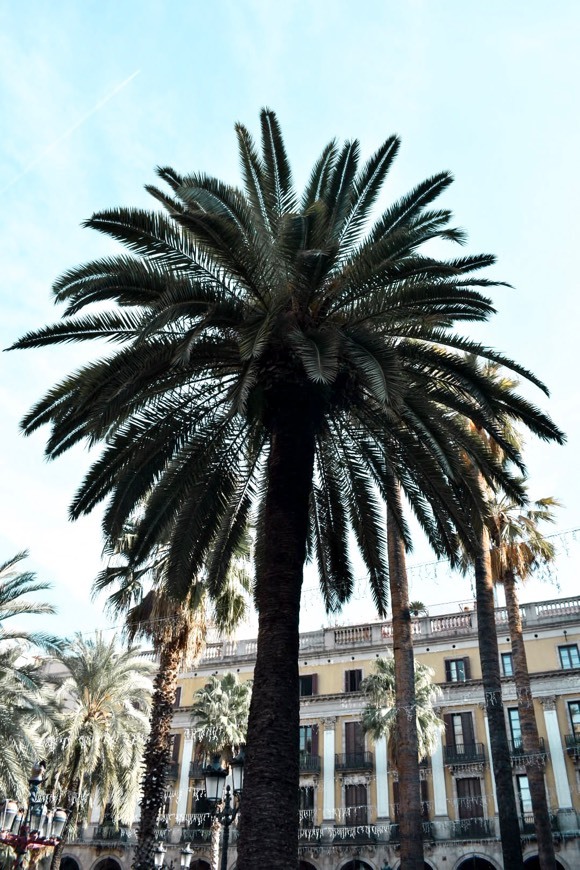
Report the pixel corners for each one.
[237,405,316,870]
[387,499,424,870]
[504,570,556,869]
[132,637,182,870]
[474,525,524,869]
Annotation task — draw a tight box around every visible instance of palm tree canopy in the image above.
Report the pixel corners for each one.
[46,634,154,825]
[13,110,564,617]
[361,655,443,762]
[0,551,61,653]
[488,491,560,584]
[190,672,251,757]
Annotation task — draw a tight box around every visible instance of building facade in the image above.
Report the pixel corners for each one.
[62,594,580,870]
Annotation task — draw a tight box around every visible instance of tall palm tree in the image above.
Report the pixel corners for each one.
[46,634,154,870]
[13,110,563,869]
[488,491,559,869]
[93,525,251,870]
[0,551,61,658]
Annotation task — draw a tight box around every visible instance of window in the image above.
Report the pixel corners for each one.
[344,783,367,825]
[344,669,362,692]
[517,774,533,814]
[299,724,319,756]
[393,779,430,824]
[299,674,318,696]
[344,721,364,757]
[559,645,580,669]
[445,658,471,682]
[456,778,484,820]
[173,686,182,708]
[568,701,580,738]
[501,652,514,677]
[508,708,522,751]
[170,733,181,762]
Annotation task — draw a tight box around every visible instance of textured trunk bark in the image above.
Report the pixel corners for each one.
[504,571,556,869]
[387,499,424,870]
[237,406,315,870]
[474,526,524,869]
[132,638,182,870]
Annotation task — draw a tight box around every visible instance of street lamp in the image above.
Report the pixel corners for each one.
[153,841,194,870]
[0,762,69,869]
[203,750,244,870]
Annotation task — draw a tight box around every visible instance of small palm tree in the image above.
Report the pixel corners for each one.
[190,672,252,759]
[94,523,251,870]
[361,655,443,762]
[488,490,559,869]
[46,634,154,870]
[190,673,251,870]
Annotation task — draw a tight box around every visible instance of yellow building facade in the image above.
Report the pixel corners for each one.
[62,594,580,870]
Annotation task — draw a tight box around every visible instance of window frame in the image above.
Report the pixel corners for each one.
[444,657,471,683]
[501,652,514,677]
[344,668,363,693]
[559,644,580,669]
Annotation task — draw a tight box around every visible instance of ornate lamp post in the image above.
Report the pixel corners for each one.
[0,762,68,869]
[203,751,244,870]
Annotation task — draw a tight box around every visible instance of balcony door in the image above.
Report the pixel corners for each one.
[345,721,364,759]
[444,712,475,759]
[344,783,368,825]
[457,777,484,821]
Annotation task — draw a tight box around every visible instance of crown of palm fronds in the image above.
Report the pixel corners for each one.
[13,110,564,615]
[361,656,443,763]
[488,489,560,584]
[0,552,61,653]
[190,672,252,758]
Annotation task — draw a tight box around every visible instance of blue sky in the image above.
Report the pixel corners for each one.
[1,0,579,638]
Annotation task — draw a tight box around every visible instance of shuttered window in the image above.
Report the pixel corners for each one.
[344,783,367,825]
[344,669,362,692]
[444,712,475,751]
[299,674,318,696]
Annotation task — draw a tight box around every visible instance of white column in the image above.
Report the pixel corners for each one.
[90,788,101,824]
[483,710,498,813]
[375,735,389,818]
[322,718,336,822]
[431,730,447,817]
[176,734,195,817]
[542,698,573,808]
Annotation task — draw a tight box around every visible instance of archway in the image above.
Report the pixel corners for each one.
[93,860,123,870]
[299,862,318,870]
[456,859,498,870]
[340,861,374,870]
[524,858,566,869]
[190,862,211,870]
[62,859,81,870]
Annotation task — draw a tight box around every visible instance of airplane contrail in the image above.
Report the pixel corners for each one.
[0,69,141,195]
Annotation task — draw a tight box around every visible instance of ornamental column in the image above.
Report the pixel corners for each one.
[322,717,337,833]
[541,696,575,832]
[176,733,195,818]
[430,712,449,839]
[375,735,389,829]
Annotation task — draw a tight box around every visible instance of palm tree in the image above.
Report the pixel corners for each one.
[93,525,251,870]
[46,634,154,870]
[361,655,443,761]
[488,491,559,869]
[13,110,564,869]
[190,673,251,870]
[0,552,61,802]
[190,672,251,759]
[0,650,50,802]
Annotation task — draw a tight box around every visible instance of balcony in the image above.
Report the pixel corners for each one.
[180,828,212,843]
[520,812,557,835]
[509,737,546,759]
[444,743,486,766]
[333,824,377,843]
[389,821,432,842]
[93,825,132,843]
[565,733,580,758]
[165,761,179,779]
[335,751,374,771]
[451,818,495,839]
[299,752,321,773]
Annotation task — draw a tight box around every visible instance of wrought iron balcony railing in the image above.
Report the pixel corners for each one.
[388,821,432,842]
[334,751,374,771]
[299,752,321,773]
[451,818,495,839]
[565,733,580,756]
[509,737,546,757]
[180,828,212,843]
[519,812,557,835]
[93,825,132,842]
[189,760,205,779]
[443,743,486,765]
